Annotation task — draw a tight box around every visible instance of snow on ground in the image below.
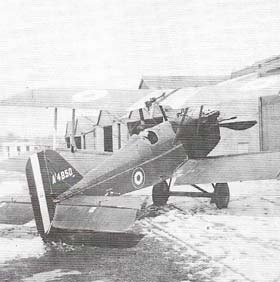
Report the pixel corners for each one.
[0,236,45,265]
[22,269,81,282]
[0,171,45,265]
[139,180,280,281]
[1,167,280,281]
[0,170,28,197]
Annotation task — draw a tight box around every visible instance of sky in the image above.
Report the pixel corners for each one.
[0,0,280,138]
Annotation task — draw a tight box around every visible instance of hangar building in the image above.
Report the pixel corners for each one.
[65,111,130,153]
[66,55,280,156]
[67,76,229,153]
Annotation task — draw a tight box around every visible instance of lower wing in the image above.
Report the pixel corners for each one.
[0,194,148,234]
[0,196,33,225]
[175,151,280,185]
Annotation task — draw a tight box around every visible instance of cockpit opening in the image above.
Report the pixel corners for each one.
[141,130,159,144]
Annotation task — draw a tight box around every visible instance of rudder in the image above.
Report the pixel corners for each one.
[26,150,83,238]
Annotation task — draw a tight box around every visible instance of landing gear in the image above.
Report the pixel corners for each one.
[167,182,230,209]
[152,180,170,206]
[211,183,230,209]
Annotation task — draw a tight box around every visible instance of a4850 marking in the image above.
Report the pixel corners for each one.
[52,168,74,184]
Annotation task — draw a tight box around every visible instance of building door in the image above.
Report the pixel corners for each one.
[104,126,113,152]
[260,95,280,151]
[118,123,121,149]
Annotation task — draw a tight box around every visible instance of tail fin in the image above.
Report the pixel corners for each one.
[26,150,83,237]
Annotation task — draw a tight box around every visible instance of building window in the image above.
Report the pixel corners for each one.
[26,146,30,152]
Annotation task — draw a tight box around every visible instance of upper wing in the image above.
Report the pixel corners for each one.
[52,195,149,233]
[175,151,280,185]
[0,88,156,113]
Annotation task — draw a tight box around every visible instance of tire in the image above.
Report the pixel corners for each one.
[152,180,170,206]
[212,183,230,209]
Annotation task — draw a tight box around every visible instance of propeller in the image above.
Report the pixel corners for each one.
[172,106,257,146]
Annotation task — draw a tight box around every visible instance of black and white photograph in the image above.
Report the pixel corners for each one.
[0,1,280,281]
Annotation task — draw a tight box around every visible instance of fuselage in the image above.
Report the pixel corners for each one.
[57,107,221,201]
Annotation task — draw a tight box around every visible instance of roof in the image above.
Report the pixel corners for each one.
[97,110,124,127]
[0,136,54,147]
[65,116,98,136]
[1,141,33,146]
[231,55,280,78]
[65,110,125,136]
[139,76,229,89]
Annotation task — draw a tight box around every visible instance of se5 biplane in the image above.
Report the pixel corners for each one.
[2,89,280,244]
[25,104,280,242]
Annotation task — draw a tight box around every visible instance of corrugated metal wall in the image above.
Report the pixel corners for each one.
[260,95,280,151]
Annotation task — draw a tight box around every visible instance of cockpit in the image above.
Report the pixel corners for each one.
[140,130,159,145]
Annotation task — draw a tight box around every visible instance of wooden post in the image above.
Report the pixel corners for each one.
[53,107,58,150]
[71,108,76,153]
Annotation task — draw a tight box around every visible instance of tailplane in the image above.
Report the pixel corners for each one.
[26,150,83,238]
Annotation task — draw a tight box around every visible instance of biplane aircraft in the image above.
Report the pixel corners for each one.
[2,88,280,243]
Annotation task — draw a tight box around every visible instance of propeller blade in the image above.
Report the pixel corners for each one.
[219,120,257,130]
[218,116,237,122]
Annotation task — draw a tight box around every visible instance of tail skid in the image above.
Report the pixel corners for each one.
[26,150,83,238]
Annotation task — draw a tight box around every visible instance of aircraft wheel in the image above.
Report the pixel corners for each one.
[212,183,230,209]
[152,180,169,206]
